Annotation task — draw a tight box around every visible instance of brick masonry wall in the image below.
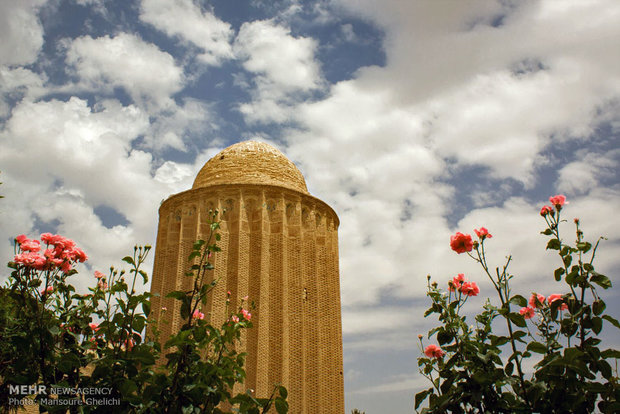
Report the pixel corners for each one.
[150,183,345,414]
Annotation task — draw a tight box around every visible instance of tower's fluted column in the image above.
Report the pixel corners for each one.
[150,141,344,413]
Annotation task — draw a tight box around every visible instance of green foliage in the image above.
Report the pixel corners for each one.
[0,211,287,413]
[416,198,620,413]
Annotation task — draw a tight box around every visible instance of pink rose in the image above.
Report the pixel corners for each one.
[241,308,252,321]
[192,310,205,320]
[20,240,41,252]
[540,205,553,216]
[94,271,105,279]
[450,232,473,254]
[460,281,480,297]
[547,294,568,311]
[15,234,28,244]
[519,306,535,319]
[89,323,99,331]
[474,227,492,240]
[231,315,240,323]
[529,293,546,309]
[449,273,466,291]
[549,195,567,210]
[424,344,446,359]
[14,252,47,270]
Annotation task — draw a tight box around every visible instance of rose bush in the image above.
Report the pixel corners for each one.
[416,195,620,413]
[0,212,287,413]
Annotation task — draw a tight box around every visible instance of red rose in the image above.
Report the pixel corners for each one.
[450,232,473,254]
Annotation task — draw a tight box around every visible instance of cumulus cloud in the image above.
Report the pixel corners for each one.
[557,150,620,195]
[234,19,323,123]
[0,97,182,283]
[139,0,234,65]
[65,33,184,110]
[0,0,46,66]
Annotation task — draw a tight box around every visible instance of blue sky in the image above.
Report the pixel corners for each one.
[1,0,619,412]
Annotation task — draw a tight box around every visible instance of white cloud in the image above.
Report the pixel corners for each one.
[235,19,323,123]
[65,33,184,111]
[144,98,213,151]
[557,150,619,195]
[0,66,47,117]
[139,0,234,65]
[0,0,46,66]
[0,97,180,282]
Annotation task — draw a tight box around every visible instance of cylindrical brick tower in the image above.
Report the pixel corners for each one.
[149,141,344,413]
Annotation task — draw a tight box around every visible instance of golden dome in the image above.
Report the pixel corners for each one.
[192,141,309,194]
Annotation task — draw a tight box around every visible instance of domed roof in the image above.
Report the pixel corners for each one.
[192,141,309,194]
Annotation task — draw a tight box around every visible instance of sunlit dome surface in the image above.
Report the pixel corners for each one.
[192,141,309,194]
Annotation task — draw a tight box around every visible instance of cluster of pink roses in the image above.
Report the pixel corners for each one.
[13,233,87,272]
[448,273,480,297]
[519,293,568,319]
[540,194,567,216]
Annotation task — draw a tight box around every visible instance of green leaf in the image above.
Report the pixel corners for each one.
[601,349,620,359]
[590,273,612,289]
[576,242,592,253]
[187,251,201,261]
[527,341,547,354]
[275,398,288,414]
[592,317,603,335]
[142,300,151,317]
[602,315,620,329]
[277,386,287,400]
[554,267,565,281]
[122,256,135,265]
[592,300,606,315]
[119,379,137,397]
[139,269,148,283]
[166,290,188,300]
[507,312,527,328]
[546,239,561,250]
[131,347,155,365]
[415,388,432,409]
[437,330,453,345]
[509,295,527,307]
[566,269,579,285]
[58,353,80,373]
[541,228,553,235]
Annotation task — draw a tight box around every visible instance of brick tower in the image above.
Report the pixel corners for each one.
[149,141,344,413]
